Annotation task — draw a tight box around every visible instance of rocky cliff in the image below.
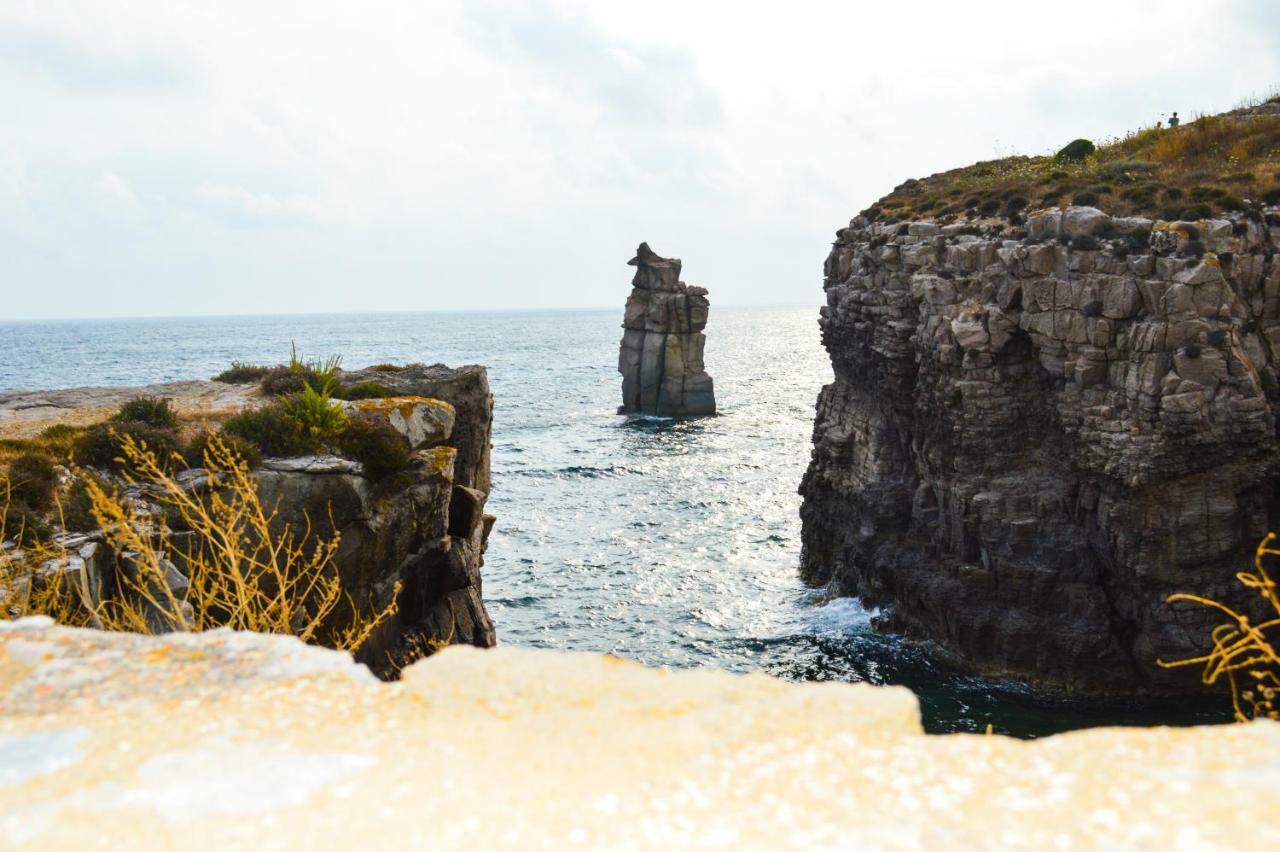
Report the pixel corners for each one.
[801,205,1280,693]
[618,242,716,416]
[0,363,496,675]
[3,617,1278,848]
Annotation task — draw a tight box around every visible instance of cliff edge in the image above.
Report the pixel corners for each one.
[801,106,1280,693]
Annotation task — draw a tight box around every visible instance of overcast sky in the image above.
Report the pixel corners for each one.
[2,1,1278,320]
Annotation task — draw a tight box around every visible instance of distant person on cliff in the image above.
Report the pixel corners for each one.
[1168,111,1180,128]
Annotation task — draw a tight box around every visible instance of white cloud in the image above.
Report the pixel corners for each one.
[0,0,1277,319]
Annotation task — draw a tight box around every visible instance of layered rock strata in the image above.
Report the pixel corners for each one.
[618,242,716,415]
[4,618,1278,848]
[801,206,1280,693]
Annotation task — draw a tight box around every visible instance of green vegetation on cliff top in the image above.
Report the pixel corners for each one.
[865,98,1280,224]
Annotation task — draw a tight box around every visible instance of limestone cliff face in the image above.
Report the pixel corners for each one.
[618,242,716,416]
[800,205,1280,693]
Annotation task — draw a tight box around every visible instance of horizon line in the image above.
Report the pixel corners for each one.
[1,301,822,325]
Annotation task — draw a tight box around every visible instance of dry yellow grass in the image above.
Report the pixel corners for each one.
[2,432,398,651]
[870,106,1280,223]
[1159,534,1280,722]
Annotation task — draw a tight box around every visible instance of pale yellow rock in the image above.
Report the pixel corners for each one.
[1,618,1278,850]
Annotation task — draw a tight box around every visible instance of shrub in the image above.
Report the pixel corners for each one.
[28,423,88,462]
[1185,344,1202,359]
[1003,196,1028,216]
[1189,185,1224,203]
[74,423,180,473]
[1072,191,1100,206]
[222,405,311,458]
[213,362,272,383]
[1180,203,1213,220]
[183,430,262,469]
[1181,224,1201,241]
[1185,239,1206,258]
[333,381,396,401]
[6,453,57,511]
[1054,138,1095,162]
[978,198,1001,216]
[285,385,349,451]
[58,477,98,533]
[113,397,178,429]
[2,502,50,546]
[368,364,404,373]
[339,416,409,481]
[1039,191,1063,206]
[1069,235,1099,251]
[1164,187,1185,201]
[1217,195,1247,212]
[1262,188,1280,205]
[260,366,314,397]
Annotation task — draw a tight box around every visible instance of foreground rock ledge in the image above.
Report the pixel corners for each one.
[2,619,1276,849]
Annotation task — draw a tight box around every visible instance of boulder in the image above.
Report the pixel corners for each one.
[341,396,455,449]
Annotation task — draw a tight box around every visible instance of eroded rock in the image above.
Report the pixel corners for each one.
[617,242,716,416]
[802,205,1280,693]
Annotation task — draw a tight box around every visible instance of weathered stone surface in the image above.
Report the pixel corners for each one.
[341,396,455,450]
[802,206,1280,694]
[0,380,263,440]
[2,619,1277,848]
[339,364,493,494]
[618,243,716,416]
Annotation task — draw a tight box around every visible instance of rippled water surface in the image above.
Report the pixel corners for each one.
[0,308,1229,735]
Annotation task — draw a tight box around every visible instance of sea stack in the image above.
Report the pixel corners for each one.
[617,242,716,416]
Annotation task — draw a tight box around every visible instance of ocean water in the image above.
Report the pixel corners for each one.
[0,307,1229,735]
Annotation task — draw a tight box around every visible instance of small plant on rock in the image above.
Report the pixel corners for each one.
[286,384,349,452]
[339,416,409,480]
[113,397,179,429]
[212,362,271,383]
[222,405,311,458]
[1055,138,1095,163]
[333,380,397,401]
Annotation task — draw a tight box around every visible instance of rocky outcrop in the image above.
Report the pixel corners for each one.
[1,364,497,675]
[801,206,1280,693]
[618,242,716,416]
[4,617,1278,848]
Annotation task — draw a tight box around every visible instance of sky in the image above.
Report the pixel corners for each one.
[2,1,1278,320]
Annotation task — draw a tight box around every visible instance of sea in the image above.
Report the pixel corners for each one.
[0,306,1229,736]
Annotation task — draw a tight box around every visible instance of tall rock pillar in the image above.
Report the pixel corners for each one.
[617,242,716,416]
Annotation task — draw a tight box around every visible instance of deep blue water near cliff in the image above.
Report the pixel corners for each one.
[0,307,1227,736]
